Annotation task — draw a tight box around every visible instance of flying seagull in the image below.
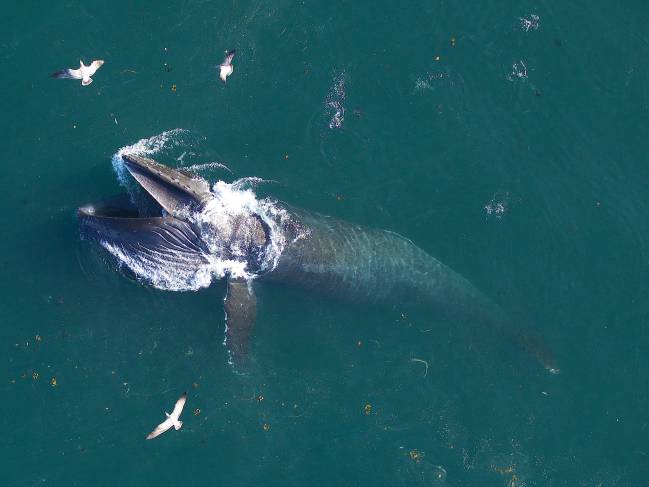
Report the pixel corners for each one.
[219,50,236,82]
[52,59,105,86]
[146,392,187,440]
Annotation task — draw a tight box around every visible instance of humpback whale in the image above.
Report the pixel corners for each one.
[78,154,558,373]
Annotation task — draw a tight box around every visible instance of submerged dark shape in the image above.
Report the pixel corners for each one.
[78,154,559,374]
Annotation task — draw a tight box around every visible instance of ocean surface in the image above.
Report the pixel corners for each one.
[2,1,649,485]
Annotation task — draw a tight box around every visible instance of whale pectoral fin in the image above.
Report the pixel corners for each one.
[223,278,257,369]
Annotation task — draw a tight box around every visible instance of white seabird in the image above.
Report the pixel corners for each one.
[52,59,105,86]
[146,392,187,440]
[219,50,236,82]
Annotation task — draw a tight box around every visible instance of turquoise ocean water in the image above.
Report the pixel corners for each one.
[2,1,649,485]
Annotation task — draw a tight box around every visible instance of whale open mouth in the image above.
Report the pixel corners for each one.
[78,154,213,243]
[78,194,145,219]
[78,153,278,289]
[77,155,215,290]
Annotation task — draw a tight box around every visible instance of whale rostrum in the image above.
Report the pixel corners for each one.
[78,154,559,374]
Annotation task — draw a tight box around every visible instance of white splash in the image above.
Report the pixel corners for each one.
[194,180,292,277]
[184,161,232,174]
[231,177,278,190]
[195,181,261,255]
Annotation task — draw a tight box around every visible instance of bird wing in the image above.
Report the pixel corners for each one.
[52,68,82,80]
[146,417,173,440]
[171,392,187,419]
[221,50,236,66]
[88,60,104,75]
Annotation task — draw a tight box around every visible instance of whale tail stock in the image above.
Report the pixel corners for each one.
[428,275,560,374]
[477,305,560,374]
[508,327,560,374]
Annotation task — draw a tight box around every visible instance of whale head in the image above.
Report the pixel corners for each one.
[78,155,269,290]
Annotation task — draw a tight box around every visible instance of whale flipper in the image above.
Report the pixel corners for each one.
[223,278,256,368]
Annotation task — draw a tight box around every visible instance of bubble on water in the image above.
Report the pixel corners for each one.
[325,71,346,129]
[507,60,528,81]
[519,14,540,32]
[414,71,448,92]
[396,448,449,486]
[431,465,447,482]
[484,192,510,219]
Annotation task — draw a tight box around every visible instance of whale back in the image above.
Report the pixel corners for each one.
[264,205,558,372]
[262,206,558,372]
[265,206,500,317]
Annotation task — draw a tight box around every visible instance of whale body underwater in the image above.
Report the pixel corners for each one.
[78,154,558,373]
